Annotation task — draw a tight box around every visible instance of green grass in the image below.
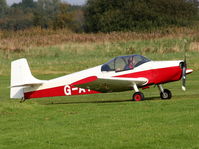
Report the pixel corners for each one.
[0,37,199,149]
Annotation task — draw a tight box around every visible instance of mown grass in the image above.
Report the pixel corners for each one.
[0,72,199,149]
[0,30,199,149]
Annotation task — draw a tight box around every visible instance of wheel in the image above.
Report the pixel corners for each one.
[133,92,145,101]
[160,89,172,100]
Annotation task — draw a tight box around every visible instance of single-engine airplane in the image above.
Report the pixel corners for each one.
[10,54,193,102]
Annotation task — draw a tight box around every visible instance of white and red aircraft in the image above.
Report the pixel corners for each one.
[10,54,193,102]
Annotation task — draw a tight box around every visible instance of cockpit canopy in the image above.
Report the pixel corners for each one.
[101,55,151,72]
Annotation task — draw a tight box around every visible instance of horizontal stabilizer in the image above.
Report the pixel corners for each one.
[11,82,44,88]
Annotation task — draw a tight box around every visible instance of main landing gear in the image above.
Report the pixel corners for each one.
[132,83,145,101]
[133,92,144,101]
[132,84,172,101]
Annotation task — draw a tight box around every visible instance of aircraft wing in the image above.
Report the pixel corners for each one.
[73,76,148,92]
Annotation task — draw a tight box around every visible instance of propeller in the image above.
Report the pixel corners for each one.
[181,39,188,91]
[181,57,186,91]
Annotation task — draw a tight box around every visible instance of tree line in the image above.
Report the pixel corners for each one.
[0,0,198,32]
[0,0,84,31]
[85,0,199,32]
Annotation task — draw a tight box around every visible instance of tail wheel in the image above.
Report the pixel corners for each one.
[160,89,172,100]
[133,92,145,101]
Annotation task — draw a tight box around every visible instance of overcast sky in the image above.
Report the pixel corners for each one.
[6,0,86,5]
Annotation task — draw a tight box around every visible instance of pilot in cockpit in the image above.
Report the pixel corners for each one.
[125,56,136,70]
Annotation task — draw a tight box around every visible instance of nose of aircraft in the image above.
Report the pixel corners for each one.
[186,68,193,74]
[179,61,193,74]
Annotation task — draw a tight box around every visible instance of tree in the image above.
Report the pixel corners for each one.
[84,0,199,32]
[22,0,35,8]
[0,0,8,18]
[33,0,75,30]
[0,0,83,31]
[53,3,73,29]
[0,0,36,30]
[33,0,61,28]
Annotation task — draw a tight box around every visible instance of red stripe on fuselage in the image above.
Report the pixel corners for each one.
[24,85,100,99]
[115,66,182,84]
[24,86,65,99]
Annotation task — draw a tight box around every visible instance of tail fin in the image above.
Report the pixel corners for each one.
[10,58,44,99]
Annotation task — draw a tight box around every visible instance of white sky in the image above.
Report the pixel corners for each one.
[6,0,86,5]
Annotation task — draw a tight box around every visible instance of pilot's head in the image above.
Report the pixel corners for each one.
[128,57,134,64]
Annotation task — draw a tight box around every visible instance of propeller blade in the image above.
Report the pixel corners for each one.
[182,86,186,91]
[181,60,186,91]
[182,76,186,91]
[182,39,189,91]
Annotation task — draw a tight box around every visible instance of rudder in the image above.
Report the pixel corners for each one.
[10,58,44,99]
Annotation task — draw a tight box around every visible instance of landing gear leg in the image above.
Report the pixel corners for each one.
[158,84,172,100]
[20,97,26,103]
[132,83,145,101]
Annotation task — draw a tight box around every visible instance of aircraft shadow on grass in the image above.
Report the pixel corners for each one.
[43,96,161,105]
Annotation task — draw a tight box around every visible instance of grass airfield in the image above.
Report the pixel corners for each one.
[0,34,199,149]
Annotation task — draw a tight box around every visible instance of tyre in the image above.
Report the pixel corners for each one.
[160,89,172,99]
[133,92,145,101]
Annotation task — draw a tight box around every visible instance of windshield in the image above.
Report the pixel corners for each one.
[101,55,150,72]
